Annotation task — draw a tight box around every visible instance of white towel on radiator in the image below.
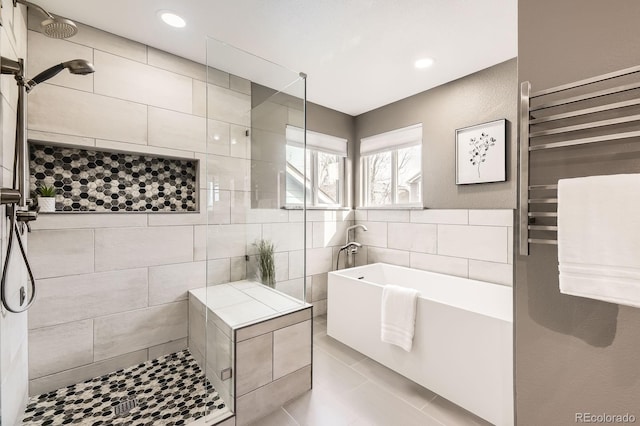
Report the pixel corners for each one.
[558,173,640,308]
[381,285,419,352]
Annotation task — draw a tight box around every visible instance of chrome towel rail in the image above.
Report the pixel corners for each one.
[519,65,640,255]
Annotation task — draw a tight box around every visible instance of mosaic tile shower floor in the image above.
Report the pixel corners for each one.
[22,350,226,426]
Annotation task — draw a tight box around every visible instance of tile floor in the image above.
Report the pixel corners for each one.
[248,315,492,426]
[21,317,492,426]
[22,350,226,426]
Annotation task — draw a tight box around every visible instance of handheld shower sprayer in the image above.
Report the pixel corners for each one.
[26,59,95,92]
[0,54,94,313]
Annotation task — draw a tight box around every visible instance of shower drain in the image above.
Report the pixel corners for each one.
[113,398,137,416]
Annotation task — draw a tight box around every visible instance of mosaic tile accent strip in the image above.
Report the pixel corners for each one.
[22,350,226,426]
[29,143,198,212]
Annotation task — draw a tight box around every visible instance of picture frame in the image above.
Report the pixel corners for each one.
[455,119,506,185]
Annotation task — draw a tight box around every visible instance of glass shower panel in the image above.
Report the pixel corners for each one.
[202,36,307,424]
[249,82,307,301]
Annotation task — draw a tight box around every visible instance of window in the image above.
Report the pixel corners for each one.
[361,124,422,207]
[285,126,347,207]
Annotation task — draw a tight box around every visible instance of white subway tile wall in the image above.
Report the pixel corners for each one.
[148,107,207,153]
[93,301,188,361]
[437,224,509,263]
[29,84,148,144]
[28,320,94,379]
[29,269,149,328]
[148,262,207,306]
[387,222,437,253]
[27,130,96,148]
[410,208,469,224]
[356,209,514,286]
[28,229,95,278]
[93,50,193,113]
[367,246,411,267]
[94,226,194,271]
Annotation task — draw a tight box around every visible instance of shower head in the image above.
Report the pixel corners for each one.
[40,17,78,39]
[16,0,78,39]
[26,59,95,92]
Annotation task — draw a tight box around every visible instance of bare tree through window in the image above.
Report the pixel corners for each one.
[367,151,391,205]
[318,152,340,204]
[366,145,421,205]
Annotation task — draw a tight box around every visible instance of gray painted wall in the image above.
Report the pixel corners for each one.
[307,102,356,206]
[250,84,355,208]
[517,1,640,425]
[354,59,517,209]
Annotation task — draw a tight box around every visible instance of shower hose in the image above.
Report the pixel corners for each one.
[0,93,36,314]
[0,206,36,313]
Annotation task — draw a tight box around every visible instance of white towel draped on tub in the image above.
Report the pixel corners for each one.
[558,173,640,308]
[381,285,419,351]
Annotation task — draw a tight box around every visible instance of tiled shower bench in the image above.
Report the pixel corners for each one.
[189,281,313,425]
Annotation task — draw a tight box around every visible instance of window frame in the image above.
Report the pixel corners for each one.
[361,143,422,208]
[284,144,347,209]
[359,123,423,208]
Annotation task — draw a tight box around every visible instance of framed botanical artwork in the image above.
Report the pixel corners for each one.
[455,119,506,185]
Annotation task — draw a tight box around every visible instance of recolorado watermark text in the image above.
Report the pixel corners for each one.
[576,413,636,423]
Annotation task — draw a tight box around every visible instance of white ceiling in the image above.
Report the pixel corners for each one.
[28,0,517,116]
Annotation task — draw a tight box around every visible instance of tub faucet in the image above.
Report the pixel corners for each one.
[345,224,368,245]
[339,224,368,269]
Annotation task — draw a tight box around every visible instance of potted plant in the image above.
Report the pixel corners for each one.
[254,239,275,288]
[37,184,57,212]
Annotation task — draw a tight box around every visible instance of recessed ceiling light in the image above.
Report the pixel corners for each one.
[414,58,434,69]
[159,11,186,28]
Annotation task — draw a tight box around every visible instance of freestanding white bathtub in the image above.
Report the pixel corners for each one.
[328,263,513,426]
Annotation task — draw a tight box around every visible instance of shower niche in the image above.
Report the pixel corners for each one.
[28,142,199,212]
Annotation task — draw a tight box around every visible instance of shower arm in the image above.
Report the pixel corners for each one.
[13,0,55,20]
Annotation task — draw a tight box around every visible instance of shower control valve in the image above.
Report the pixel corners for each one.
[0,187,20,205]
[16,209,38,233]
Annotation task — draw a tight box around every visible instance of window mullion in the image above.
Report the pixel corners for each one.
[339,157,345,207]
[363,157,369,206]
[312,151,319,206]
[391,150,398,205]
[361,157,366,206]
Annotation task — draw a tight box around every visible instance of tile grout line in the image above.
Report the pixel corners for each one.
[343,375,446,426]
[348,355,440,414]
[279,407,301,426]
